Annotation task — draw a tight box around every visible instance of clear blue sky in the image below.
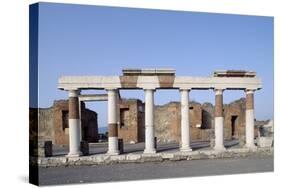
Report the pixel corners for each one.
[37,2,273,128]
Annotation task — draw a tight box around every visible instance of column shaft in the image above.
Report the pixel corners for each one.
[214,89,225,151]
[144,89,156,154]
[180,89,192,152]
[245,90,256,149]
[107,89,119,155]
[68,90,82,157]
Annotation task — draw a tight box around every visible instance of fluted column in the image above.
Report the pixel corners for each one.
[67,90,82,157]
[180,89,192,152]
[245,89,257,149]
[214,89,226,151]
[144,89,156,154]
[107,89,120,155]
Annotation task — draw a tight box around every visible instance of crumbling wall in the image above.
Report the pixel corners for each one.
[154,102,181,143]
[154,101,213,143]
[81,102,98,143]
[38,107,54,141]
[31,100,98,145]
[118,99,144,143]
[223,98,246,140]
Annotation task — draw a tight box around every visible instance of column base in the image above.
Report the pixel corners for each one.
[214,146,226,151]
[106,150,120,155]
[143,149,156,154]
[180,147,192,152]
[244,144,257,150]
[67,152,82,157]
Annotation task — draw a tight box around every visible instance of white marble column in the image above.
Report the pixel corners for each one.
[67,90,82,157]
[180,89,192,152]
[214,89,226,151]
[144,89,156,154]
[245,89,257,149]
[107,89,120,155]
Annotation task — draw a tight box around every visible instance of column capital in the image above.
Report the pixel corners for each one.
[105,88,118,91]
[245,89,255,94]
[68,90,80,97]
[214,89,224,95]
[179,88,191,92]
[143,88,156,92]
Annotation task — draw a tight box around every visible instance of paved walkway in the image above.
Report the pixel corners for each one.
[38,154,273,185]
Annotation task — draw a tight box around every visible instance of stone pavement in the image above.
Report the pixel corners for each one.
[32,140,273,167]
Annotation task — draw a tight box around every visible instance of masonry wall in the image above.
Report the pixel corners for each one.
[38,107,54,141]
[154,102,212,143]
[118,99,145,143]
[119,98,252,144]
[31,100,98,145]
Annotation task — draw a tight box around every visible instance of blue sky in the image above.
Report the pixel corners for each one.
[37,2,273,128]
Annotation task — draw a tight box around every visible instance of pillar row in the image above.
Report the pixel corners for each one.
[245,89,256,149]
[67,90,82,157]
[144,89,156,154]
[107,89,120,155]
[214,89,226,151]
[180,89,192,152]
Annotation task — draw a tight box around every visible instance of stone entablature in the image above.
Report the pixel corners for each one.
[58,70,262,90]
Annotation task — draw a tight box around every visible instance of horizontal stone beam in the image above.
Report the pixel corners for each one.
[58,76,262,90]
[79,94,108,101]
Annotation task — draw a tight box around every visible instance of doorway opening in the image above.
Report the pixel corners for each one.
[231,115,238,138]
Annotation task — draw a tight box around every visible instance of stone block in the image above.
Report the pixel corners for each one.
[239,135,246,147]
[126,154,142,162]
[80,141,89,156]
[118,138,124,154]
[37,141,52,157]
[257,137,273,148]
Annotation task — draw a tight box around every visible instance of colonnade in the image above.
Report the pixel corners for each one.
[66,88,257,157]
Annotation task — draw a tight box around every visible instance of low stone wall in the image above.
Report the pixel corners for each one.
[32,147,273,168]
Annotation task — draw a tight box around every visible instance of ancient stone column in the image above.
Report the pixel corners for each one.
[180,89,192,152]
[107,89,120,155]
[67,90,82,157]
[245,89,256,149]
[214,89,226,151]
[144,89,156,154]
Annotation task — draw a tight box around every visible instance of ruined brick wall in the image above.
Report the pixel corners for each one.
[81,103,98,142]
[53,100,69,145]
[154,101,211,143]
[120,98,251,144]
[154,102,181,143]
[38,107,54,141]
[118,99,144,143]
[223,98,246,140]
[105,97,258,144]
[31,100,98,145]
[30,107,54,142]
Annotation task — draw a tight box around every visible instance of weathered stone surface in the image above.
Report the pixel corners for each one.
[257,137,273,148]
[126,154,142,162]
[118,99,145,143]
[30,100,98,146]
[117,97,269,145]
[36,147,273,167]
[36,141,52,157]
